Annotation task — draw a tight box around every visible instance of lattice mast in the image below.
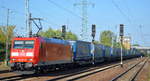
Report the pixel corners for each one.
[75,0,94,41]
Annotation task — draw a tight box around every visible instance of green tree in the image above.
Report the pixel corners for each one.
[66,31,78,40]
[114,42,121,48]
[133,44,140,46]
[0,25,15,61]
[0,26,15,43]
[39,28,78,40]
[100,30,114,46]
[0,26,6,43]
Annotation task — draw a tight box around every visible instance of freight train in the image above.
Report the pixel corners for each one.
[10,37,142,73]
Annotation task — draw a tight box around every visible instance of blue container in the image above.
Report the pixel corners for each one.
[104,46,111,58]
[43,38,70,45]
[116,48,121,58]
[69,40,92,63]
[94,44,104,58]
[94,44,105,62]
[76,41,92,60]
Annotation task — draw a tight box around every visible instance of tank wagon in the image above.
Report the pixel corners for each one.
[10,37,143,73]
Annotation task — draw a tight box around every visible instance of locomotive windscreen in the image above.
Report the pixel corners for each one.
[13,40,34,49]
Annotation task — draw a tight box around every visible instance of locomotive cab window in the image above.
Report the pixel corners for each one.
[13,40,34,49]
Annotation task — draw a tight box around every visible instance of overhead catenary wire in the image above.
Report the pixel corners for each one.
[0,5,28,37]
[0,6,25,27]
[123,0,134,21]
[0,5,25,28]
[111,0,132,23]
[28,5,60,27]
[1,0,82,30]
[0,9,58,35]
[43,19,60,27]
[139,25,147,46]
[0,6,25,16]
[47,0,82,19]
[0,5,59,32]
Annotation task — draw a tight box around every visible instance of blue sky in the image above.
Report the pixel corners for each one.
[0,0,150,46]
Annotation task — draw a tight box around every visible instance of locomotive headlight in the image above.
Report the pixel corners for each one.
[26,52,33,56]
[11,52,19,56]
[12,59,16,61]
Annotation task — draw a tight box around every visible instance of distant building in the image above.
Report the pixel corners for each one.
[132,46,150,49]
[131,46,150,55]
[122,36,131,49]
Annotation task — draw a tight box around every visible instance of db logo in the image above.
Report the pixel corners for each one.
[21,50,24,52]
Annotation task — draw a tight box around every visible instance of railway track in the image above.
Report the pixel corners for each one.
[46,58,144,81]
[0,63,119,81]
[0,74,36,81]
[0,58,144,81]
[110,58,148,81]
[47,64,120,81]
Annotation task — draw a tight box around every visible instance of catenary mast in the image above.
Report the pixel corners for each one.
[75,0,94,41]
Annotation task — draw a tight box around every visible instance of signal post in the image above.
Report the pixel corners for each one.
[91,24,96,64]
[120,24,124,67]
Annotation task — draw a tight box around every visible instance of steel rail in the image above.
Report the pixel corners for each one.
[110,58,147,81]
[48,58,140,81]
[129,58,148,81]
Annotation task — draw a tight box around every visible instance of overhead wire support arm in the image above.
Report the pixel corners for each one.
[25,0,43,37]
[28,13,43,36]
[32,19,43,35]
[30,17,43,36]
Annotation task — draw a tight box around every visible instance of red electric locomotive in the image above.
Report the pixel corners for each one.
[10,37,73,72]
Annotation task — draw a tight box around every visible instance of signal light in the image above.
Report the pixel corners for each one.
[91,24,96,38]
[120,24,124,36]
[91,24,96,42]
[62,25,66,39]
